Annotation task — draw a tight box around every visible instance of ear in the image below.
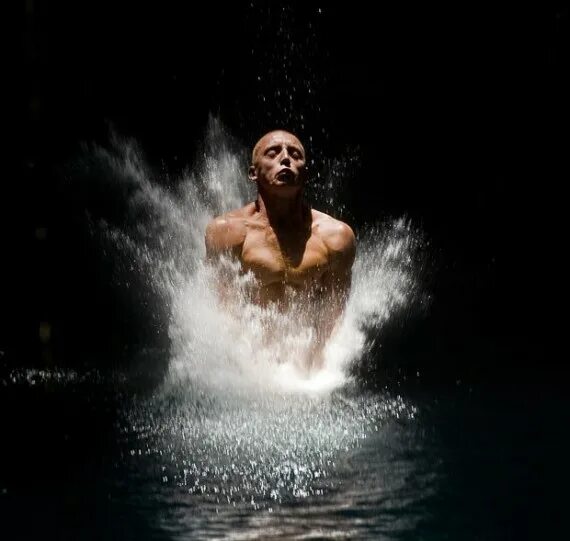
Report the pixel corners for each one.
[248,165,257,183]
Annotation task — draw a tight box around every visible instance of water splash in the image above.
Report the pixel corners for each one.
[71,116,427,516]
[80,116,424,394]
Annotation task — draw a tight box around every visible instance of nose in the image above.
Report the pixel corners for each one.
[279,150,291,165]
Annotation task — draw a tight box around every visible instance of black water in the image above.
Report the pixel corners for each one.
[1,362,565,540]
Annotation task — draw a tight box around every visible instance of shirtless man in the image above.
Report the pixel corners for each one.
[204,130,356,370]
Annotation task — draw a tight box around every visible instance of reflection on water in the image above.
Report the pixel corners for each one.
[116,376,431,539]
[1,367,564,540]
[120,383,416,496]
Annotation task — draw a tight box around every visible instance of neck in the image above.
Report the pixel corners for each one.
[255,191,308,230]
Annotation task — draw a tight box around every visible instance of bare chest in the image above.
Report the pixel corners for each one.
[240,228,329,288]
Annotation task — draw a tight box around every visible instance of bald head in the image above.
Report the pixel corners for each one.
[251,130,305,165]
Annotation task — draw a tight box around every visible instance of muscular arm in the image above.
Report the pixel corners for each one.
[205,216,244,260]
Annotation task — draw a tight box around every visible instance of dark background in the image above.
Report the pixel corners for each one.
[9,1,568,389]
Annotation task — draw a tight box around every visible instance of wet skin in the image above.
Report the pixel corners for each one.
[205,131,356,368]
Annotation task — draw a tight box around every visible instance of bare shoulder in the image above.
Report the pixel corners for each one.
[312,209,356,258]
[205,204,254,255]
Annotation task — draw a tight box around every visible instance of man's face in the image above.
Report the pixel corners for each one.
[249,131,307,195]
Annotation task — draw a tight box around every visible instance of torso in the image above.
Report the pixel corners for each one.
[241,220,330,306]
[220,203,337,308]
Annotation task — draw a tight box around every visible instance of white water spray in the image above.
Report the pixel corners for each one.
[90,116,423,396]
[82,117,425,511]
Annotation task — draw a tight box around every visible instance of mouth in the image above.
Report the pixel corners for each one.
[276,169,294,182]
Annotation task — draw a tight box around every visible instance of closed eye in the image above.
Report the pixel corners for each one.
[288,146,304,160]
[264,145,304,160]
